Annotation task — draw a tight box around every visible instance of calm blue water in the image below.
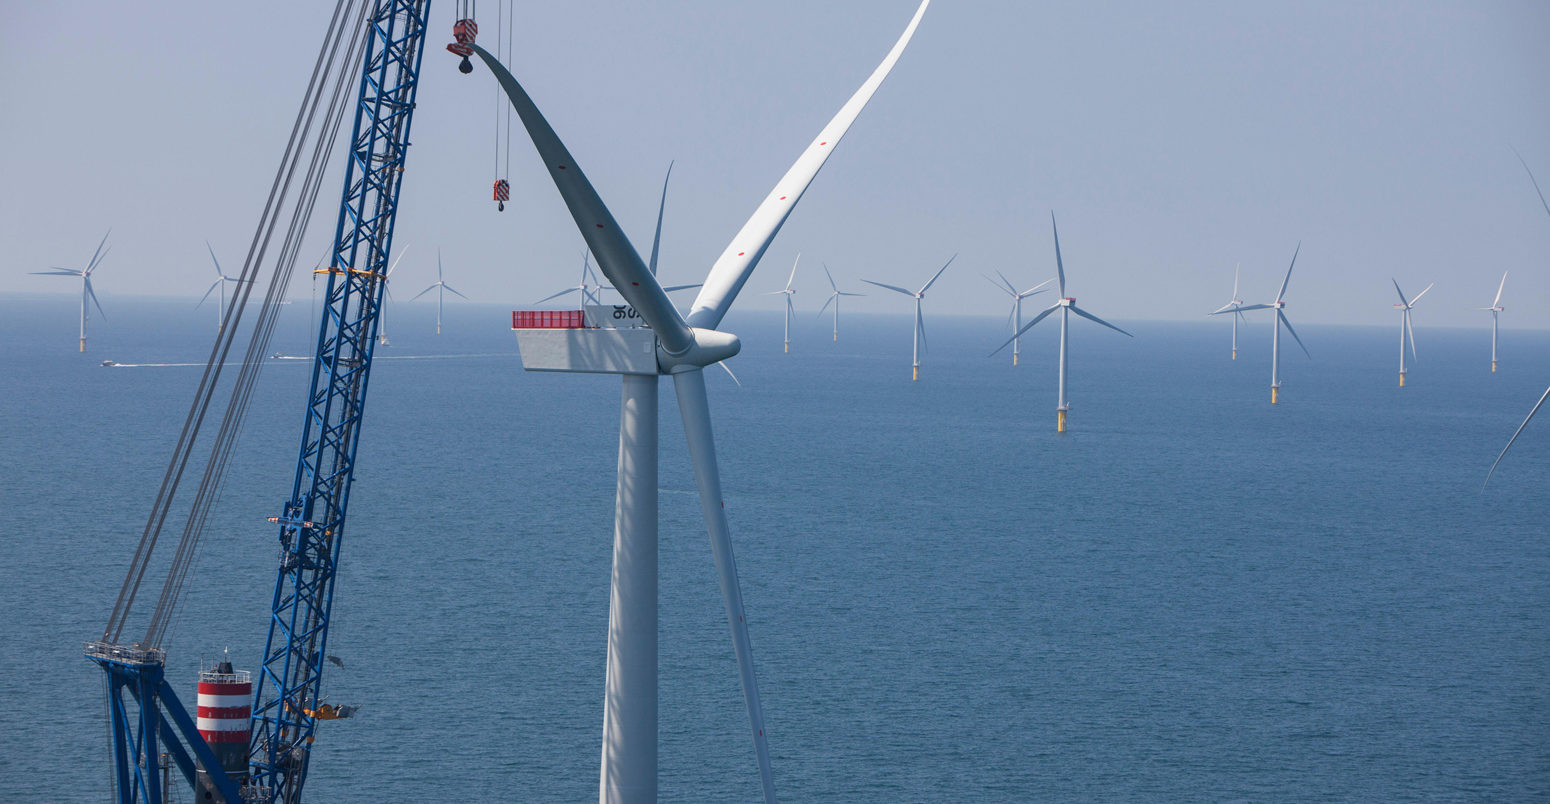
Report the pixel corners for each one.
[2,294,1547,802]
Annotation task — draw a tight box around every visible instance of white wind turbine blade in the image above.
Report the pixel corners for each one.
[1051,213,1067,297]
[861,279,916,296]
[85,277,107,321]
[409,284,438,302]
[1405,313,1419,363]
[1409,282,1434,306]
[816,293,836,317]
[195,279,221,310]
[1493,271,1508,308]
[385,245,408,278]
[83,229,112,275]
[785,253,800,292]
[671,369,775,804]
[1513,147,1550,220]
[534,286,584,304]
[1391,278,1410,309]
[206,240,226,279]
[823,263,839,294]
[1210,300,1240,315]
[982,272,1015,297]
[718,360,743,387]
[990,302,1059,356]
[992,269,1018,296]
[471,45,693,353]
[1215,303,1271,314]
[1276,243,1300,303]
[1069,304,1132,337]
[650,162,674,277]
[1484,384,1550,489]
[32,269,83,277]
[442,283,471,301]
[917,254,955,294]
[1020,277,1054,297]
[1232,262,1240,300]
[1279,310,1310,358]
[661,283,703,293]
[686,0,933,331]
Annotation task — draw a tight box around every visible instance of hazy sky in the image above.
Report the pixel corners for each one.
[3,1,1548,329]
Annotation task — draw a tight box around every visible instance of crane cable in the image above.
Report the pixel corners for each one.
[145,0,375,650]
[103,0,369,648]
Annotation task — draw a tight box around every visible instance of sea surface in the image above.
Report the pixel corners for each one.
[1,295,1547,802]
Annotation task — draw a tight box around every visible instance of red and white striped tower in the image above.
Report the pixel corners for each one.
[196,661,251,795]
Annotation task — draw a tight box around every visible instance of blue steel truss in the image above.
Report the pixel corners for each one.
[85,644,245,804]
[248,2,431,802]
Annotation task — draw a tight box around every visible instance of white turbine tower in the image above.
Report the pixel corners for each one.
[376,247,408,346]
[1485,152,1550,487]
[862,255,955,381]
[411,249,469,334]
[992,214,1131,431]
[1391,279,1433,387]
[472,2,929,801]
[983,270,1052,366]
[764,254,800,353]
[32,229,110,352]
[1210,263,1246,360]
[1480,272,1507,372]
[816,263,864,342]
[196,241,252,335]
[1212,244,1308,404]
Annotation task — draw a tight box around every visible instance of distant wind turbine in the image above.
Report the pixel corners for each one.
[1213,244,1308,404]
[1480,272,1507,373]
[32,229,110,352]
[411,249,469,334]
[763,254,800,353]
[1485,151,1550,488]
[534,249,606,307]
[196,241,252,335]
[983,269,1052,366]
[816,263,864,341]
[377,247,408,346]
[992,214,1131,431]
[1391,279,1432,387]
[863,255,955,381]
[1210,263,1246,360]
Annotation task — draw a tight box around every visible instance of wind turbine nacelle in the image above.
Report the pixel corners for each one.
[510,308,740,375]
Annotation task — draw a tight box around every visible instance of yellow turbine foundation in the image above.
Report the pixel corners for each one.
[1492,361,1497,373]
[1231,349,1236,360]
[912,365,919,382]
[784,342,789,354]
[1271,386,1279,405]
[79,338,86,353]
[1013,353,1019,366]
[1399,372,1406,387]
[1057,409,1067,433]
[833,332,837,342]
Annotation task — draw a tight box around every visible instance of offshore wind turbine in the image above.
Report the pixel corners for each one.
[1480,272,1507,372]
[1212,244,1308,404]
[469,1,929,801]
[376,247,408,346]
[535,249,608,307]
[862,255,955,381]
[763,254,800,353]
[410,249,468,334]
[1391,279,1433,387]
[817,263,864,341]
[1485,152,1550,487]
[195,241,252,334]
[32,229,110,352]
[983,270,1052,366]
[992,214,1131,431]
[1210,263,1246,360]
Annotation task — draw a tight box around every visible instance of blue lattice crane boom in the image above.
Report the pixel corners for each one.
[85,2,434,803]
[248,2,432,801]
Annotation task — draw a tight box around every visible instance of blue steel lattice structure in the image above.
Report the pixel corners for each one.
[248,2,431,802]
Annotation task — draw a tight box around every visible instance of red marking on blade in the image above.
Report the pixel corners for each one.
[596,223,604,228]
[736,252,745,257]
[819,141,827,146]
[631,281,639,286]
[557,165,567,170]
[779,195,787,200]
